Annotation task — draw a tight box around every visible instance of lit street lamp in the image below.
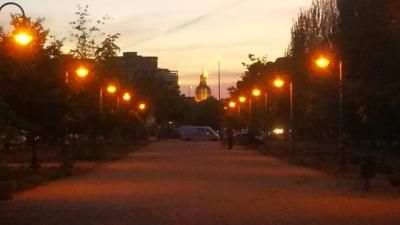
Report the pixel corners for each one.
[229,101,236,109]
[14,31,32,46]
[252,88,261,97]
[0,2,33,46]
[75,66,89,78]
[239,96,246,104]
[217,56,222,101]
[138,103,147,111]
[248,88,262,131]
[273,77,295,157]
[235,96,247,128]
[107,84,117,94]
[122,92,131,102]
[315,55,345,169]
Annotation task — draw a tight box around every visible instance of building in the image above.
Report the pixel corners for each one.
[195,71,212,102]
[157,69,179,85]
[112,52,158,80]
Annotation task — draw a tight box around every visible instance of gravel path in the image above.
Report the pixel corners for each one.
[0,140,399,225]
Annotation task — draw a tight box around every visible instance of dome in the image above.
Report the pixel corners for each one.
[195,72,212,102]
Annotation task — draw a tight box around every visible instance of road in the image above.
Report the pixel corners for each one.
[0,140,399,225]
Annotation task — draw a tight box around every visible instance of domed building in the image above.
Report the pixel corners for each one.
[195,71,212,102]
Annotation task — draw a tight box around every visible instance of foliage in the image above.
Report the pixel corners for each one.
[69,5,120,61]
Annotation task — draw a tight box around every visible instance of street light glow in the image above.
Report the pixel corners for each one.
[274,78,285,88]
[316,56,331,69]
[139,103,146,111]
[122,92,131,102]
[76,66,89,78]
[229,101,236,108]
[14,31,32,46]
[107,85,117,94]
[252,88,261,97]
[239,96,246,103]
[273,128,285,135]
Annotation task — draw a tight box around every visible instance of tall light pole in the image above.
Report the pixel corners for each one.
[188,85,193,97]
[316,56,345,169]
[250,88,261,131]
[238,96,246,127]
[217,57,221,101]
[273,78,295,157]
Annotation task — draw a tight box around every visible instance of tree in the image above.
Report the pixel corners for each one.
[69,5,120,61]
[337,0,400,144]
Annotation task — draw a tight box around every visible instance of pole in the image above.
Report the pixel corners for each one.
[99,88,103,115]
[264,93,268,148]
[290,82,295,157]
[117,96,120,112]
[238,105,241,120]
[0,2,26,17]
[218,60,221,101]
[339,60,345,169]
[249,98,252,127]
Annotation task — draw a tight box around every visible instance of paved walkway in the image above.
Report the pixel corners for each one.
[0,140,399,225]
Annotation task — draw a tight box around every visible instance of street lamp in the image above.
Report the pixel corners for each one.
[248,88,263,132]
[107,84,117,94]
[188,85,193,97]
[14,31,32,46]
[273,77,295,157]
[75,66,89,78]
[0,2,33,46]
[252,88,261,97]
[138,103,146,111]
[229,101,236,109]
[273,78,285,89]
[122,92,131,102]
[315,55,345,169]
[239,96,246,104]
[217,56,222,101]
[237,96,247,128]
[315,56,331,69]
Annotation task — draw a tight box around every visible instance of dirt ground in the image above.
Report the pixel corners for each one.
[0,140,399,225]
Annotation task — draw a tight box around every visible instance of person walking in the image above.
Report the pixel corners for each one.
[226,127,234,150]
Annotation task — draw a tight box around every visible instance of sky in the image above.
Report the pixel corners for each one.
[0,0,313,97]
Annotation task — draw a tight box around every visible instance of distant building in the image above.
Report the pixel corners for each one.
[112,52,158,80]
[157,69,179,85]
[195,71,212,102]
[111,52,178,89]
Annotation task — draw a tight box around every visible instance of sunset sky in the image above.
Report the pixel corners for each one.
[1,0,313,97]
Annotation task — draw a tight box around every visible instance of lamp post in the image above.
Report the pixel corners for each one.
[238,96,246,125]
[315,56,345,169]
[0,2,33,46]
[63,65,90,168]
[249,88,261,131]
[99,83,118,116]
[273,77,295,157]
[188,85,193,97]
[217,57,221,101]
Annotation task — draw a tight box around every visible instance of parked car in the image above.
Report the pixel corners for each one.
[180,126,220,141]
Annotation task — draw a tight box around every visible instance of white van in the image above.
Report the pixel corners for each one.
[180,126,220,141]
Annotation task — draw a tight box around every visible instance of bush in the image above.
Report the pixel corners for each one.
[389,176,400,187]
[0,181,15,201]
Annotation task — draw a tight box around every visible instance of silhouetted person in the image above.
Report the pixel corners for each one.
[226,127,234,150]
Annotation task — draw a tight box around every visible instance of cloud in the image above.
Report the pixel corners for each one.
[125,0,253,46]
[142,40,267,52]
